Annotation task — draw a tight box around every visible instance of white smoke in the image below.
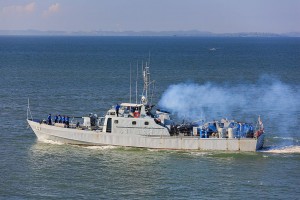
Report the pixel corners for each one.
[158,76,300,129]
[159,82,244,121]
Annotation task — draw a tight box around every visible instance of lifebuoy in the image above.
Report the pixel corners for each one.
[134,111,140,118]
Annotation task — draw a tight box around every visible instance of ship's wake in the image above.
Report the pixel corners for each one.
[260,145,300,154]
[37,138,64,145]
[37,138,118,150]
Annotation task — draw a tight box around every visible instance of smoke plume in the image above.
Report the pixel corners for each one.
[158,76,300,138]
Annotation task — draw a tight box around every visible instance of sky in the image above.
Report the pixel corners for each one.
[0,0,299,33]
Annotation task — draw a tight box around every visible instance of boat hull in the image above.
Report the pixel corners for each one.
[27,120,264,152]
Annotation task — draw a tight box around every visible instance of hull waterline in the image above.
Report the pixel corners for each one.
[28,120,263,152]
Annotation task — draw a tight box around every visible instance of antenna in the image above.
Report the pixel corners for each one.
[142,61,150,105]
[136,60,138,104]
[150,80,155,105]
[141,60,144,98]
[130,63,132,105]
[148,51,151,68]
[27,98,33,120]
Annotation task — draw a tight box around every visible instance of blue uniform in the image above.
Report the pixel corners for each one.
[116,104,120,117]
[237,123,241,137]
[62,116,66,124]
[47,114,52,125]
[65,116,70,127]
[54,115,58,123]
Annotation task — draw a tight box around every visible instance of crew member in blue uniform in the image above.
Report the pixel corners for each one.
[65,116,70,127]
[54,115,58,123]
[237,123,241,137]
[115,104,120,117]
[62,115,66,124]
[58,114,62,123]
[47,114,52,125]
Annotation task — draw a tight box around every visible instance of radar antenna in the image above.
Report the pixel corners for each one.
[142,62,151,105]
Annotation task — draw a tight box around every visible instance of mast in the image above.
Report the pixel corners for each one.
[136,61,138,104]
[142,62,150,105]
[129,63,132,105]
[148,51,151,69]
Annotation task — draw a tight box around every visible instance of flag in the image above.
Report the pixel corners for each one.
[258,116,264,130]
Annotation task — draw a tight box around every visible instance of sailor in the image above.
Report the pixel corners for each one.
[115,104,120,117]
[58,114,62,123]
[62,115,66,124]
[54,115,58,123]
[131,107,135,113]
[65,116,70,127]
[239,122,243,137]
[47,114,52,125]
[249,124,254,132]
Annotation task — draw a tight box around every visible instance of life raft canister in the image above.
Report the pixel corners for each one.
[134,111,140,118]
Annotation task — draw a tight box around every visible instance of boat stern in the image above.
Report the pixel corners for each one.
[256,133,265,150]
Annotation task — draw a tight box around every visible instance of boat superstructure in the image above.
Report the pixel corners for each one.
[27,63,265,151]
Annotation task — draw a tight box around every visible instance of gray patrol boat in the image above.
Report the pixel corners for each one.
[27,64,265,151]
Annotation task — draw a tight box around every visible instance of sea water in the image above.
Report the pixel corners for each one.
[0,36,299,199]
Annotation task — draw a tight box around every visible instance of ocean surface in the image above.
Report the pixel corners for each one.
[0,36,299,199]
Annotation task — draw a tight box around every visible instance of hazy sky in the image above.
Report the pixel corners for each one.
[0,0,299,33]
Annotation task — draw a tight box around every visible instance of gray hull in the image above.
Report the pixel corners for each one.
[27,120,264,152]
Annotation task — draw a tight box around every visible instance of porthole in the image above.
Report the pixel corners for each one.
[114,120,118,124]
[145,121,149,125]
[132,121,136,125]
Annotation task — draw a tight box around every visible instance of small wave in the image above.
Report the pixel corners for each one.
[147,148,161,152]
[261,145,300,154]
[147,148,181,152]
[38,138,64,145]
[83,145,117,150]
[272,136,294,140]
[189,151,213,156]
[37,139,118,150]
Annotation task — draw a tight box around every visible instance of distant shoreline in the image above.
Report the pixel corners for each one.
[0,30,299,37]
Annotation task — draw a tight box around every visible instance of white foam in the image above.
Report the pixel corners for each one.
[272,136,294,140]
[189,151,213,156]
[38,139,117,150]
[38,138,64,145]
[147,148,161,152]
[83,145,117,150]
[262,145,300,154]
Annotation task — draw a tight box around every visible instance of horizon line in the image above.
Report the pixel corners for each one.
[0,29,299,37]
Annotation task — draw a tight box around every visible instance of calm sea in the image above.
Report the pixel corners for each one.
[0,36,299,199]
